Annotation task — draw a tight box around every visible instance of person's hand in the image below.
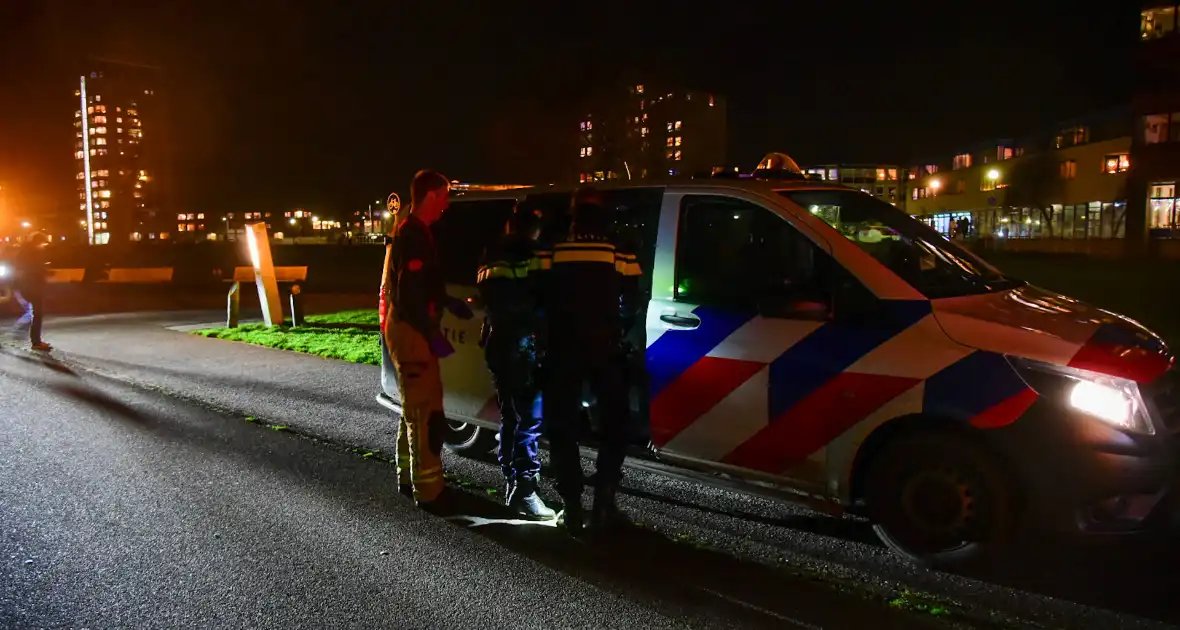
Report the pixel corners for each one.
[444,295,474,320]
[429,333,455,359]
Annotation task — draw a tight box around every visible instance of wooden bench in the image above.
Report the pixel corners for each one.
[228,266,308,284]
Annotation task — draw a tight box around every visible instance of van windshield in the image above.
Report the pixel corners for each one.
[777,189,1023,299]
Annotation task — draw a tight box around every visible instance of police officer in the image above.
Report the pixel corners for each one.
[540,187,642,534]
[385,169,472,509]
[475,203,555,520]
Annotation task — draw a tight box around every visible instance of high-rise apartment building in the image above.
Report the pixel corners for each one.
[576,81,727,183]
[74,60,169,245]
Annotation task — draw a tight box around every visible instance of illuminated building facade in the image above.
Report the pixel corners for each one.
[74,60,169,245]
[905,110,1132,247]
[1133,3,1180,252]
[577,81,727,183]
[801,164,907,209]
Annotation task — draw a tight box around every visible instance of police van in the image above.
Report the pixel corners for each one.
[377,166,1179,568]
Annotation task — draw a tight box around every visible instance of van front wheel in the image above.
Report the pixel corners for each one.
[865,432,1017,570]
[443,421,498,456]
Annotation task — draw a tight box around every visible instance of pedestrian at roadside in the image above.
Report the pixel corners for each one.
[539,187,643,535]
[11,232,52,352]
[384,169,472,509]
[475,202,555,520]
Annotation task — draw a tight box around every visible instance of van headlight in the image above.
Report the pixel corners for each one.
[1008,357,1155,435]
[0,264,9,279]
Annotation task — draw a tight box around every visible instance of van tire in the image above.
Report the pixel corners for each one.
[864,432,1016,570]
[443,421,498,456]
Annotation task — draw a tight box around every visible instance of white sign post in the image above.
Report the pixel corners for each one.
[245,222,283,327]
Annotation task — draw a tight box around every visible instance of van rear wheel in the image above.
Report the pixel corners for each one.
[864,432,1016,570]
[443,421,498,456]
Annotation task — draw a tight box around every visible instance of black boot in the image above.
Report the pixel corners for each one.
[508,477,556,521]
[591,483,628,531]
[559,494,585,535]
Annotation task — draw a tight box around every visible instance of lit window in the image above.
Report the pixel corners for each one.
[580,147,587,157]
[187,213,195,220]
[134,191,143,198]
[75,151,85,160]
[1143,6,1177,40]
[674,120,682,130]
[98,190,111,198]
[636,84,644,94]
[76,172,84,179]
[674,150,682,161]
[177,224,185,232]
[888,168,898,180]
[876,168,887,180]
[75,110,81,119]
[952,153,972,170]
[87,106,94,114]
[708,94,714,107]
[666,149,674,160]
[667,122,673,132]
[674,136,682,146]
[97,169,108,177]
[96,126,106,134]
[178,214,186,221]
[89,149,97,156]
[666,137,675,147]
[94,115,106,124]
[100,201,109,208]
[580,122,587,131]
[127,109,138,116]
[95,94,101,102]
[585,146,592,156]
[116,128,122,134]
[1103,153,1131,174]
[95,105,106,113]
[1060,160,1078,180]
[640,127,648,137]
[1055,125,1089,148]
[96,137,106,145]
[197,213,205,220]
[97,148,107,155]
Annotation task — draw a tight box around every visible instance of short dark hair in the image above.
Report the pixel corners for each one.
[410,170,449,207]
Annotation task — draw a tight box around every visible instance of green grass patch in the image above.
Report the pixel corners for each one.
[194,323,380,365]
[304,309,379,327]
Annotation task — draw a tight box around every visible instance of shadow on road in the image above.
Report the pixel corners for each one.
[429,490,934,630]
[0,344,79,378]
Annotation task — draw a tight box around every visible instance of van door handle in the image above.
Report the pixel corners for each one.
[660,314,700,329]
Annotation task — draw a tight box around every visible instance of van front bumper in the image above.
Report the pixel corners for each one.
[982,396,1180,536]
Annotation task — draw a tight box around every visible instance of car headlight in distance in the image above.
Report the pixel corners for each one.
[0,264,9,278]
[1008,356,1155,435]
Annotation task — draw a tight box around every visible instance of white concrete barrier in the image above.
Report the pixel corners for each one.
[47,268,86,283]
[102,267,174,283]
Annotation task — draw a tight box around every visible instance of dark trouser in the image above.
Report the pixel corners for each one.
[543,337,629,501]
[13,290,43,345]
[486,329,542,482]
[495,384,542,482]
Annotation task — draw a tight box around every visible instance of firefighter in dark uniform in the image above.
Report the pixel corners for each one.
[475,203,556,520]
[385,169,471,508]
[540,187,643,534]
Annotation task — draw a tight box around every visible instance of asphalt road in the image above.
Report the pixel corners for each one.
[2,310,1179,629]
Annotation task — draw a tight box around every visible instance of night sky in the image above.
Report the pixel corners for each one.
[0,1,1137,220]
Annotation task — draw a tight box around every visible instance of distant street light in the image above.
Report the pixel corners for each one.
[987,169,1000,181]
[929,178,942,191]
[383,211,391,219]
[289,218,297,225]
[20,221,31,229]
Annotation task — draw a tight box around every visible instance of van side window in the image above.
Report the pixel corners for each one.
[674,195,830,315]
[430,198,517,285]
[602,187,662,301]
